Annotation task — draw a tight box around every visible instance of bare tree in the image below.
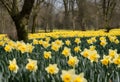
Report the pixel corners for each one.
[100,0,117,32]
[63,0,70,29]
[76,0,87,30]
[0,0,35,41]
[31,0,44,33]
[39,0,56,32]
[69,0,76,30]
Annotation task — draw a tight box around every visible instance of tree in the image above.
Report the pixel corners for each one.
[39,0,56,32]
[100,0,117,32]
[0,0,35,41]
[76,0,87,30]
[31,0,44,33]
[69,0,76,30]
[63,0,70,29]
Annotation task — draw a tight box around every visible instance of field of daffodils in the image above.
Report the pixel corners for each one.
[0,29,120,82]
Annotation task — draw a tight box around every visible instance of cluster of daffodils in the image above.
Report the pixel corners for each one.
[99,36,107,47]
[8,58,87,82]
[4,41,34,53]
[1,32,120,82]
[108,36,119,44]
[46,63,88,82]
[101,49,120,67]
[8,58,38,73]
[28,29,120,39]
[81,47,100,62]
[51,39,63,51]
[61,69,87,82]
[87,37,97,44]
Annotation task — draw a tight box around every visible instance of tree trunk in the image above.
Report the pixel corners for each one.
[12,16,28,41]
[31,14,37,33]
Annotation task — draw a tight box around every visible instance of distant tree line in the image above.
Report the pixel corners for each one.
[0,0,120,41]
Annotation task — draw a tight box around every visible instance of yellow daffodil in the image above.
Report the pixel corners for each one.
[45,37,51,42]
[0,41,5,46]
[73,73,87,82]
[88,50,100,62]
[100,40,107,47]
[112,55,120,67]
[45,64,59,74]
[87,39,93,44]
[65,40,71,46]
[26,43,34,53]
[99,37,106,41]
[62,47,71,57]
[101,55,111,66]
[114,39,119,44]
[91,37,96,42]
[42,41,50,48]
[108,49,117,59]
[51,43,60,51]
[74,46,81,53]
[61,69,75,82]
[75,38,81,44]
[89,45,96,51]
[108,36,117,42]
[8,58,19,73]
[81,48,89,58]
[18,44,27,53]
[38,39,43,45]
[4,45,12,52]
[68,56,79,67]
[54,39,64,48]
[26,59,38,72]
[44,51,52,59]
[33,39,39,45]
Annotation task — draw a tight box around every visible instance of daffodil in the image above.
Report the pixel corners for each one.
[0,41,5,46]
[74,46,81,53]
[51,43,60,51]
[100,40,107,47]
[26,59,38,72]
[38,39,43,45]
[44,51,52,59]
[87,39,93,44]
[108,49,117,59]
[8,58,19,73]
[108,36,117,42]
[42,41,50,48]
[73,73,87,82]
[65,40,71,46]
[75,38,81,44]
[88,50,100,62]
[101,55,111,66]
[4,45,12,52]
[89,45,96,51]
[99,36,106,41]
[18,44,27,53]
[45,64,59,74]
[62,47,71,57]
[33,39,39,45]
[61,69,75,82]
[114,39,119,44]
[68,56,79,67]
[91,37,96,42]
[112,55,120,67]
[81,48,89,58]
[54,39,64,47]
[45,37,51,42]
[26,43,34,53]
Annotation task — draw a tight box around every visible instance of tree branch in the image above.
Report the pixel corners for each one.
[0,0,12,14]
